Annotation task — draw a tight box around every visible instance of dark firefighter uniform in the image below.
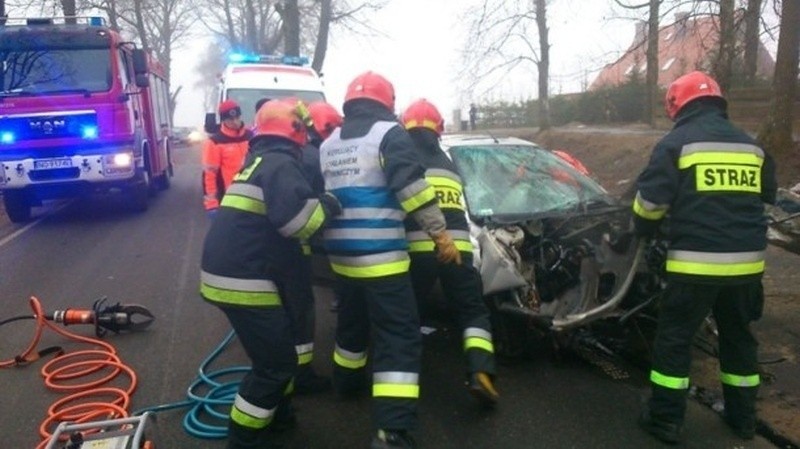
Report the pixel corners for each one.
[402,126,497,403]
[633,82,777,442]
[200,128,339,448]
[320,101,448,440]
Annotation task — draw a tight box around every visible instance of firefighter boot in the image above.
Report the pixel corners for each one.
[638,409,681,445]
[466,372,499,408]
[294,365,332,395]
[226,422,283,449]
[370,429,417,449]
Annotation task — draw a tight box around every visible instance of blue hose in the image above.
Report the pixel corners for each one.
[134,329,248,439]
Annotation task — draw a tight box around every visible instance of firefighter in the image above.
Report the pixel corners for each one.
[200,98,342,449]
[202,99,252,217]
[320,71,461,449]
[282,100,343,395]
[400,98,499,407]
[633,71,777,444]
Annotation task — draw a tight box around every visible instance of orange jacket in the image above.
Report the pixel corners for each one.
[202,124,253,210]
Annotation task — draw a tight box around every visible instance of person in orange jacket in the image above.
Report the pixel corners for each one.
[202,100,253,217]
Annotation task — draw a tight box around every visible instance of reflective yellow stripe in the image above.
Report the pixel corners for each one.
[221,195,266,215]
[428,176,462,192]
[632,194,667,220]
[650,370,689,390]
[285,379,295,395]
[720,372,759,387]
[330,259,410,278]
[408,239,473,253]
[294,203,326,240]
[404,118,440,132]
[372,383,420,399]
[334,351,368,369]
[666,259,765,276]
[297,352,313,365]
[230,405,273,429]
[400,185,436,213]
[200,284,281,307]
[234,156,263,181]
[678,152,763,169]
[464,336,494,353]
[301,243,312,255]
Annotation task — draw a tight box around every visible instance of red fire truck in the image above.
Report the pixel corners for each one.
[0,17,173,222]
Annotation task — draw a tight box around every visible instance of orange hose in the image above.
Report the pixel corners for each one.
[0,296,138,449]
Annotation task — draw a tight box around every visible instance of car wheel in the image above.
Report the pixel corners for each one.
[2,190,32,223]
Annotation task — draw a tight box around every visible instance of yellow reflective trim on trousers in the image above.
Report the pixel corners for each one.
[666,259,765,276]
[200,284,281,307]
[400,185,436,213]
[678,152,763,169]
[408,239,473,253]
[720,372,760,387]
[330,259,410,279]
[220,195,266,215]
[285,379,295,395]
[632,196,667,220]
[372,383,420,399]
[333,351,368,369]
[294,203,326,240]
[464,336,495,353]
[297,352,313,366]
[230,406,272,429]
[301,243,311,255]
[650,370,689,390]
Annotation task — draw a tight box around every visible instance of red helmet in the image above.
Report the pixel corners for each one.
[344,71,395,110]
[401,98,444,135]
[218,99,242,120]
[253,98,308,146]
[664,71,726,120]
[308,102,343,140]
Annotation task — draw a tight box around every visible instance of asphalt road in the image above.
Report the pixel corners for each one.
[0,144,777,449]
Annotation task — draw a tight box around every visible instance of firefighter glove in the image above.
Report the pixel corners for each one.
[319,192,342,217]
[432,231,462,265]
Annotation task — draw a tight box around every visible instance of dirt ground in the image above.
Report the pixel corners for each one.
[515,124,800,446]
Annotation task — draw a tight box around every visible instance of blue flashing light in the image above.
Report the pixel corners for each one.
[0,132,14,144]
[89,17,104,26]
[82,126,99,139]
[281,55,309,66]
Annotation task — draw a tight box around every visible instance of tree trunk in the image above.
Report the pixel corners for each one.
[244,0,257,52]
[743,0,762,86]
[61,0,76,23]
[644,0,660,127]
[311,0,332,73]
[1,0,6,23]
[133,0,149,51]
[223,0,238,50]
[535,0,550,131]
[106,0,120,31]
[757,0,800,184]
[283,0,300,57]
[714,0,735,91]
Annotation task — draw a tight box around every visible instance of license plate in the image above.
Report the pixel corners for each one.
[34,158,73,170]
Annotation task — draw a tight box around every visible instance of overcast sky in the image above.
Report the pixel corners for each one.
[170,1,641,127]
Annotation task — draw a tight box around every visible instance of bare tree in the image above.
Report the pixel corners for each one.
[461,0,552,130]
[612,0,662,127]
[311,0,332,72]
[277,0,300,56]
[758,0,799,183]
[742,0,763,86]
[712,0,735,91]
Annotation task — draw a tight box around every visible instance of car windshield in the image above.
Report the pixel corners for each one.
[227,89,326,125]
[0,48,112,95]
[449,144,611,219]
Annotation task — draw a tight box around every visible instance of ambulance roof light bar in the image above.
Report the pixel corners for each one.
[227,53,310,67]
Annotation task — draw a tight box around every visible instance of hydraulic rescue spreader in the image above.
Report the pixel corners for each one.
[46,297,155,337]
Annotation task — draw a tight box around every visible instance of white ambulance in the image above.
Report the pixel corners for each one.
[205,54,327,131]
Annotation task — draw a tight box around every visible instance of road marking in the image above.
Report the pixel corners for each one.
[0,219,42,249]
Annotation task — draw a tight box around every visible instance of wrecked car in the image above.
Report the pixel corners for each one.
[440,135,665,361]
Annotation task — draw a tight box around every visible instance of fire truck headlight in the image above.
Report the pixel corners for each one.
[81,126,99,139]
[112,153,133,167]
[1,131,15,144]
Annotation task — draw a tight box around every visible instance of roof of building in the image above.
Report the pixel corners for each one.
[590,13,775,90]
